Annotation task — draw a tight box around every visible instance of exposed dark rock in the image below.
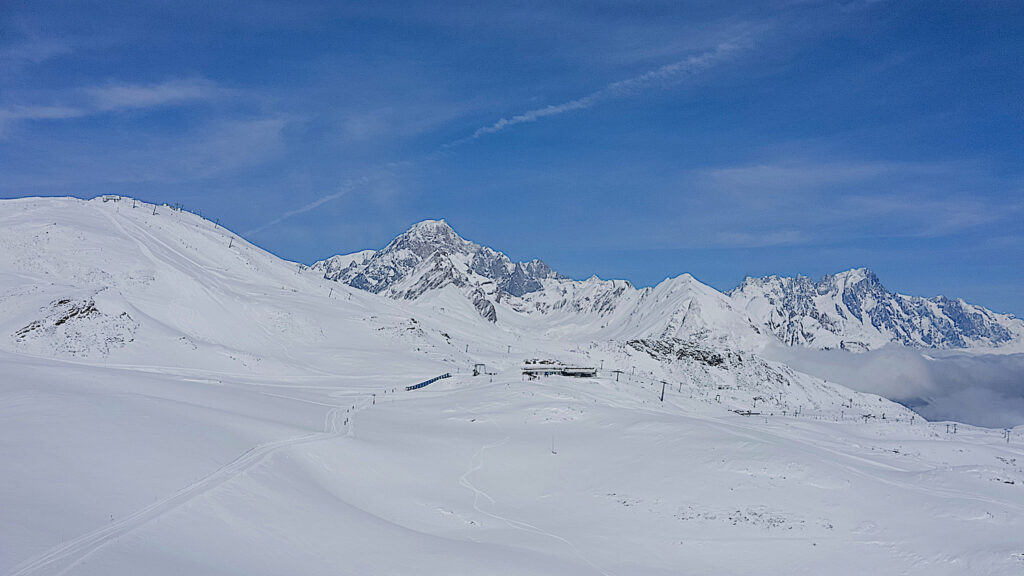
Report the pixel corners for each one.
[314,219,558,322]
[731,268,1017,350]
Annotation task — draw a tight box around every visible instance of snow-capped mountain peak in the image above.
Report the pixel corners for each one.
[313,220,561,320]
[382,218,470,257]
[316,222,1023,352]
[313,222,770,346]
[730,268,1023,351]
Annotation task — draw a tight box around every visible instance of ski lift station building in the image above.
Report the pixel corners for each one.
[522,360,597,378]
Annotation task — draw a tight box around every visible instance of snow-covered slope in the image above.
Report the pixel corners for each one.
[731,268,1024,352]
[7,345,1022,576]
[314,221,767,349]
[504,273,769,351]
[0,196,847,413]
[318,221,1023,354]
[310,249,376,279]
[2,196,1023,575]
[312,219,561,322]
[0,196,444,377]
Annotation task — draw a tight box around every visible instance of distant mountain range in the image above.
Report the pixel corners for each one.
[315,219,1024,352]
[0,196,889,418]
[730,269,1018,351]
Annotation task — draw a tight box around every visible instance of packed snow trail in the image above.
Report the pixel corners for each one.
[101,206,235,288]
[458,439,616,576]
[698,412,1024,516]
[8,395,372,576]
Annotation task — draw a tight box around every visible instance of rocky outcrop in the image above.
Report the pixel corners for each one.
[730,268,1020,350]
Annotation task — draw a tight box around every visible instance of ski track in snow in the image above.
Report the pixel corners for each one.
[8,394,374,576]
[102,208,229,287]
[704,416,1024,516]
[3,351,349,389]
[4,198,1023,575]
[458,438,616,576]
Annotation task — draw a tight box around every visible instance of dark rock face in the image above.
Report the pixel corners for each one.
[470,287,498,323]
[14,297,138,357]
[313,220,559,322]
[731,268,1017,350]
[628,338,731,368]
[500,261,552,297]
[932,296,1012,344]
[315,223,1021,349]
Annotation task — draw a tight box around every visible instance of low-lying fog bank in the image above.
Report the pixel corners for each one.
[763,343,1024,429]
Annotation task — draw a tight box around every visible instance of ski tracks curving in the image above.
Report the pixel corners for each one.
[458,439,615,576]
[9,399,368,576]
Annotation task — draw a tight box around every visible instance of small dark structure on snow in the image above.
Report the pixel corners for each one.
[522,359,597,379]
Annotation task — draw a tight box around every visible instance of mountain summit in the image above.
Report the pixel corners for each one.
[730,269,1020,351]
[317,222,1024,352]
[312,220,561,322]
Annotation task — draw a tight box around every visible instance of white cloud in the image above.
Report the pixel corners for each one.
[686,159,1017,245]
[86,78,224,111]
[0,78,224,136]
[766,343,1024,428]
[0,104,86,122]
[241,163,413,235]
[0,37,72,71]
[450,40,749,145]
[247,40,751,234]
[178,117,288,178]
[699,161,899,191]
[0,115,292,191]
[244,174,379,237]
[0,105,88,136]
[714,229,810,248]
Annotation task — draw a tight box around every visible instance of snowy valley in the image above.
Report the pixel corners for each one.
[2,196,1023,575]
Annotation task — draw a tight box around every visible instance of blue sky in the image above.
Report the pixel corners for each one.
[2,1,1022,313]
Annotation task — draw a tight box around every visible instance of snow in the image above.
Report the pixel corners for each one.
[311,249,376,274]
[2,196,1023,575]
[730,269,1024,352]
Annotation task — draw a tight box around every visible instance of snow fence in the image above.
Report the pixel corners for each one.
[406,373,451,392]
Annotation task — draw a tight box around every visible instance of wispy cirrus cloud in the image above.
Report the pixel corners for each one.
[1,115,292,194]
[448,40,749,146]
[0,37,73,71]
[242,160,420,237]
[0,78,223,135]
[244,182,361,237]
[244,41,751,236]
[0,105,87,136]
[244,170,406,237]
[685,158,1021,246]
[85,78,224,111]
[714,229,810,248]
[0,105,84,122]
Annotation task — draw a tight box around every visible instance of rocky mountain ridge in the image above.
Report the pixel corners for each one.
[316,220,1024,352]
[729,269,1020,351]
[311,220,561,322]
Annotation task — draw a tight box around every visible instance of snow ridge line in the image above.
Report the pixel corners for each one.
[458,439,615,576]
[8,400,366,576]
